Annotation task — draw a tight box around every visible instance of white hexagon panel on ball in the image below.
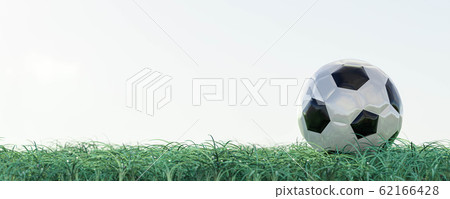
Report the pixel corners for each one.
[298,59,403,152]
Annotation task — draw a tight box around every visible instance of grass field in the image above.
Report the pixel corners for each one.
[0,138,448,181]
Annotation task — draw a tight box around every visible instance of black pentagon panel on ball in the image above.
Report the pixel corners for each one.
[386,79,402,113]
[303,98,330,133]
[351,110,379,139]
[331,66,369,90]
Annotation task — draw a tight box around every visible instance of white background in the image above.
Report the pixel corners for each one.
[0,181,448,199]
[1,0,450,146]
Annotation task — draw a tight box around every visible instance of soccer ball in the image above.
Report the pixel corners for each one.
[298,59,403,152]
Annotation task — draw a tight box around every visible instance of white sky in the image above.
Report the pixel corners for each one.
[1,0,449,146]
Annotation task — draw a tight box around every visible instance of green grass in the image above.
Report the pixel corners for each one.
[0,138,448,181]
